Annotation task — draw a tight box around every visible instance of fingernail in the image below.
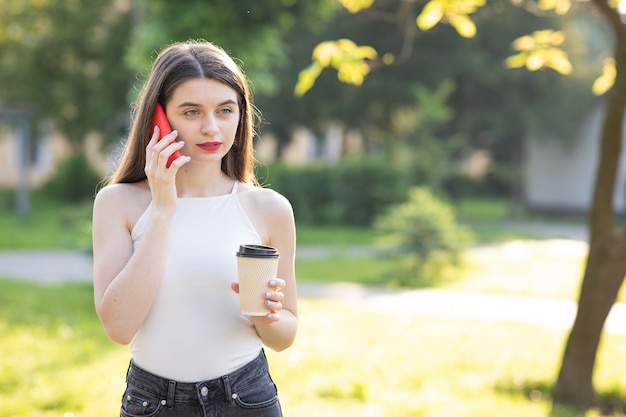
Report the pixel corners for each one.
[269,280,276,287]
[172,130,178,136]
[265,292,272,299]
[267,313,274,319]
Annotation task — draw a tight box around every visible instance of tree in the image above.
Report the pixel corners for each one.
[0,0,135,152]
[126,0,338,97]
[552,0,626,410]
[0,0,337,154]
[260,0,593,174]
[299,0,626,411]
[123,0,338,159]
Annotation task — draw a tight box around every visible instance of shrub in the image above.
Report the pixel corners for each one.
[43,154,103,203]
[375,186,474,285]
[260,157,410,226]
[331,157,409,226]
[260,163,335,224]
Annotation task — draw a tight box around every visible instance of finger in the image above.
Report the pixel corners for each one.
[150,125,160,143]
[153,130,179,155]
[266,312,281,321]
[269,278,286,290]
[265,300,283,311]
[168,153,191,170]
[250,312,281,324]
[265,291,284,302]
[153,140,184,171]
[231,283,240,294]
[160,140,185,166]
[145,126,159,167]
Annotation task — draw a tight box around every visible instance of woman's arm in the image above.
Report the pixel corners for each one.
[93,130,187,344]
[246,189,298,351]
[92,184,174,344]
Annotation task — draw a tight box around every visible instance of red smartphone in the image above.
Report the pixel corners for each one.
[151,103,181,168]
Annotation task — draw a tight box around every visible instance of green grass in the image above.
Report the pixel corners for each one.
[296,255,399,286]
[3,196,621,415]
[0,198,379,250]
[456,196,512,219]
[296,225,381,245]
[0,194,92,250]
[1,278,625,417]
[455,197,587,243]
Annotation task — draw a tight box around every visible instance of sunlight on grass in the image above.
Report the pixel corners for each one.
[453,239,588,299]
[3,279,626,417]
[0,199,92,250]
[296,225,381,245]
[296,238,626,305]
[270,298,626,417]
[4,196,625,415]
[296,255,399,286]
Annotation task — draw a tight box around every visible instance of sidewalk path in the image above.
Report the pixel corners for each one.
[0,250,93,284]
[296,281,626,335]
[0,246,368,284]
[2,222,626,335]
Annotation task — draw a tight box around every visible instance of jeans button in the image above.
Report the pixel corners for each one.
[201,386,209,396]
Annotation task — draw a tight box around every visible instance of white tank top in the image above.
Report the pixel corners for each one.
[129,182,262,382]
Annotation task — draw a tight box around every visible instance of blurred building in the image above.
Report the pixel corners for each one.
[3,104,626,217]
[524,103,626,214]
[0,124,108,189]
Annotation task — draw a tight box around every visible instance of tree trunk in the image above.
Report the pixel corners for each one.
[553,1,626,409]
[553,238,626,408]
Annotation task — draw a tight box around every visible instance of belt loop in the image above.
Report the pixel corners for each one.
[167,380,176,408]
[125,360,132,381]
[222,375,233,401]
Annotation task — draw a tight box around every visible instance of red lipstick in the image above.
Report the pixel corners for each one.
[196,142,222,152]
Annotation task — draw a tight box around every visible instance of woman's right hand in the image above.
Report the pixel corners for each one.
[144,126,189,213]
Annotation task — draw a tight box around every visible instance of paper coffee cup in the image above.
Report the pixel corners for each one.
[236,245,280,316]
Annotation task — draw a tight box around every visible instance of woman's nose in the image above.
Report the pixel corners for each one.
[201,115,219,136]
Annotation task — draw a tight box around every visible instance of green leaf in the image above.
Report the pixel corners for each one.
[449,14,477,38]
[295,62,324,97]
[592,58,616,96]
[546,49,572,75]
[505,53,528,69]
[417,1,445,31]
[338,0,375,13]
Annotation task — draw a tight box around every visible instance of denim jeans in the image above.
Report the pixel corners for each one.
[120,350,283,417]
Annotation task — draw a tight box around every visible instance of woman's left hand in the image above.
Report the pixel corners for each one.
[231,278,286,322]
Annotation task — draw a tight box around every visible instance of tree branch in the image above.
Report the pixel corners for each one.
[396,0,418,64]
[592,0,626,40]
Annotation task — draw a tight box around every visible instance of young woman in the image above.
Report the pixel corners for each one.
[92,40,297,417]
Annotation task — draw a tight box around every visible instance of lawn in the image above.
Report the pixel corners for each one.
[2,278,626,417]
[0,195,92,250]
[3,196,623,416]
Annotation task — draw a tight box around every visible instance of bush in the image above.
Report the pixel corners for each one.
[43,154,103,203]
[259,163,335,224]
[331,157,409,226]
[260,157,410,226]
[375,186,474,285]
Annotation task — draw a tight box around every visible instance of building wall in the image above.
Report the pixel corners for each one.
[524,105,626,214]
[0,126,109,189]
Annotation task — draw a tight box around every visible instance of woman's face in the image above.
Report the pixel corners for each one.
[164,78,240,164]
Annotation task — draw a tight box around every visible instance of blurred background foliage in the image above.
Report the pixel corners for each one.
[1,3,623,412]
[0,0,609,232]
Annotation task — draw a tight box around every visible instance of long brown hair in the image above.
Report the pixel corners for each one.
[107,40,259,185]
